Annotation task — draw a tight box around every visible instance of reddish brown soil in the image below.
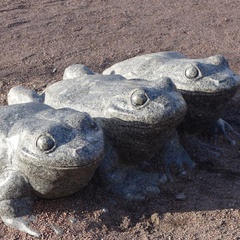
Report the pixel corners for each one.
[1,0,240,239]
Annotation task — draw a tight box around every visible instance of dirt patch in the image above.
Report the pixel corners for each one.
[1,0,240,239]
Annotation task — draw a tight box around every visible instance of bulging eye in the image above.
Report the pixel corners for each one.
[36,133,56,153]
[131,89,148,107]
[185,66,199,79]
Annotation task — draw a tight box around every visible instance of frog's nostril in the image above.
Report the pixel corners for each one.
[82,114,97,128]
[75,145,96,163]
[218,77,234,84]
[76,143,92,153]
[75,147,85,158]
[88,120,98,129]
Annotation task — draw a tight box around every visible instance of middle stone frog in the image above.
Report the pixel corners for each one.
[9,65,194,200]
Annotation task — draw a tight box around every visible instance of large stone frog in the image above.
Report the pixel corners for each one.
[9,65,194,200]
[103,52,240,142]
[0,102,104,237]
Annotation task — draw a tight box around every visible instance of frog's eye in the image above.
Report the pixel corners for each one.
[131,89,149,107]
[36,133,56,153]
[185,66,200,79]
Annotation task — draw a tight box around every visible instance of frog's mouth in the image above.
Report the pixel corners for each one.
[107,112,185,130]
[179,86,237,97]
[20,147,103,169]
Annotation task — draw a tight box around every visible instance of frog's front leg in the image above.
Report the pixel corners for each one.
[162,130,195,182]
[97,142,166,201]
[211,118,240,145]
[0,170,40,237]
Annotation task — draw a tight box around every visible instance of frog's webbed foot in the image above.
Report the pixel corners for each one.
[0,170,38,236]
[0,196,40,237]
[211,118,240,145]
[98,141,167,200]
[99,167,167,201]
[162,131,195,182]
[2,215,41,238]
[7,86,43,105]
[164,147,195,182]
[181,135,224,163]
[122,170,167,201]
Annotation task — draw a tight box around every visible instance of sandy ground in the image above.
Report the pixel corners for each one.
[1,0,240,239]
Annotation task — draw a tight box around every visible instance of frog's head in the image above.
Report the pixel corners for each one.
[104,52,240,135]
[103,77,186,129]
[8,108,104,198]
[166,54,239,94]
[164,55,240,133]
[99,77,186,163]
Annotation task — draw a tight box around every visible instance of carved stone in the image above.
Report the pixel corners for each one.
[37,66,195,200]
[0,102,104,236]
[103,52,240,135]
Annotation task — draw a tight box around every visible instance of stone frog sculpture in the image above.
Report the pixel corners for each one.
[8,65,194,200]
[103,52,240,144]
[0,102,104,237]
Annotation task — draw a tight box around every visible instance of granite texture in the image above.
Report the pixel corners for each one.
[0,102,104,237]
[35,65,194,200]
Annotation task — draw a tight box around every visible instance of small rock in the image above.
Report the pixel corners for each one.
[150,213,160,225]
[68,217,78,224]
[50,224,63,235]
[52,67,57,73]
[102,208,109,213]
[119,216,131,231]
[28,215,37,222]
[141,235,148,240]
[175,192,187,200]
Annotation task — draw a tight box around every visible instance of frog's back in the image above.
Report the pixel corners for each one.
[103,51,186,78]
[44,74,126,115]
[0,103,51,133]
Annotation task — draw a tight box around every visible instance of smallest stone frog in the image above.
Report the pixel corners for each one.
[0,103,104,237]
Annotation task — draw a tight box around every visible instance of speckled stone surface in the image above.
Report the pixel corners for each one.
[37,66,194,200]
[0,102,104,237]
[103,52,240,134]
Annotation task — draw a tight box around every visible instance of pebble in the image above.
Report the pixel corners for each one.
[52,67,57,73]
[175,192,187,200]
[28,215,37,222]
[150,213,160,225]
[68,217,78,224]
[50,224,63,235]
[102,208,109,213]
